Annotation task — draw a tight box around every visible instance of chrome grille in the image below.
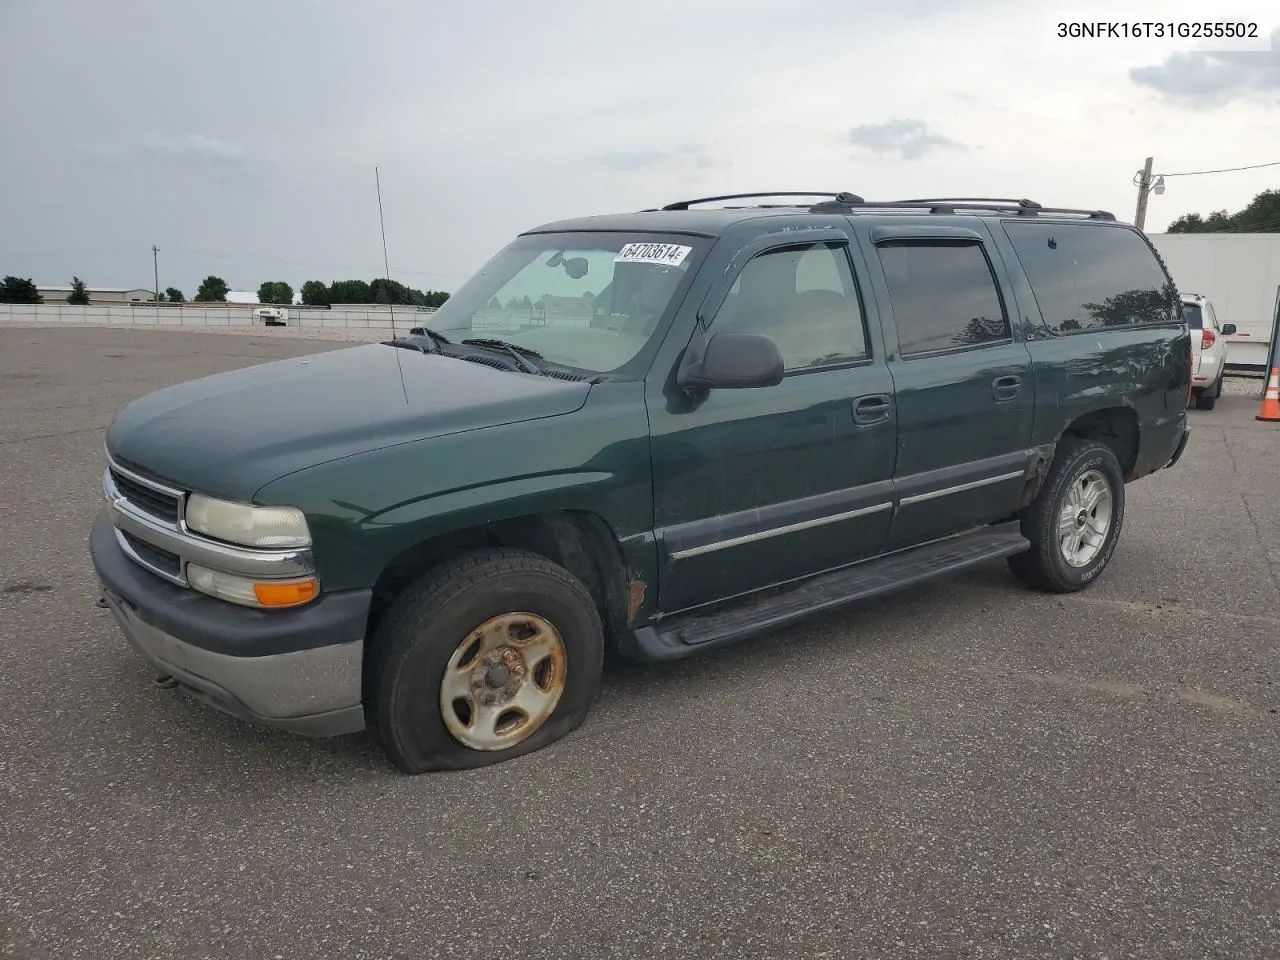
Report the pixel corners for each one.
[109,467,181,524]
[119,530,182,579]
[102,451,317,589]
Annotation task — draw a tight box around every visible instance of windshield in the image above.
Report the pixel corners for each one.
[1181,303,1203,328]
[422,231,707,374]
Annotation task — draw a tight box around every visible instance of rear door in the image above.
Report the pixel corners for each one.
[854,222,1036,548]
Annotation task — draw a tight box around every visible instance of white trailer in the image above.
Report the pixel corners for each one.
[253,306,289,326]
[1147,232,1280,372]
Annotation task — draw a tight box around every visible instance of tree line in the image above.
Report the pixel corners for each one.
[1166,188,1280,233]
[195,275,451,308]
[0,274,451,307]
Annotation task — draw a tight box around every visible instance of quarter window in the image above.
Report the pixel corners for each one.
[1003,221,1178,334]
[708,242,869,370]
[876,240,1010,356]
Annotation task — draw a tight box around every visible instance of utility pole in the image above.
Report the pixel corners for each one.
[152,245,160,303]
[1134,156,1154,231]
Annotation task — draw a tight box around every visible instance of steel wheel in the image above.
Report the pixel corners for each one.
[1057,469,1113,567]
[439,612,568,751]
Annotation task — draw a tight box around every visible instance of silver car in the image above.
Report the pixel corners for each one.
[1181,293,1236,411]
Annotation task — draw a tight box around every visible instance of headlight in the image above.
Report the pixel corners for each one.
[185,493,312,549]
[187,563,319,609]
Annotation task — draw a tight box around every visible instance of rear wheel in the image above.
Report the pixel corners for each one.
[367,548,605,773]
[1008,438,1125,593]
[1195,372,1222,409]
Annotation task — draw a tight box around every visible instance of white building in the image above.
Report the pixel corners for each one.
[37,285,156,304]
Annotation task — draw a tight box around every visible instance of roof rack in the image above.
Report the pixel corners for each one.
[811,196,1116,220]
[650,192,1116,221]
[658,191,864,211]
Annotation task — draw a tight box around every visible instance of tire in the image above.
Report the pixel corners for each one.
[1007,438,1126,594]
[367,547,604,774]
[1195,391,1217,410]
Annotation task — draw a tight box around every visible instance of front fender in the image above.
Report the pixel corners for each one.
[253,382,656,594]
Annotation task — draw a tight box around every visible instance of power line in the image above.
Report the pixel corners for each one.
[1158,159,1280,178]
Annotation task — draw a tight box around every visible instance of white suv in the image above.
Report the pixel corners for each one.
[1181,293,1236,411]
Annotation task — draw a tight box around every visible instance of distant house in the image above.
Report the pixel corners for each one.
[36,285,156,304]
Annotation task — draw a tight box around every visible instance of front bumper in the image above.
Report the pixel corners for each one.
[90,510,369,737]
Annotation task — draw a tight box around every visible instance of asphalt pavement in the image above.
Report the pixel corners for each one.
[1,328,1277,960]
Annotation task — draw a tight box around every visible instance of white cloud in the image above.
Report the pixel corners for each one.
[1,0,1276,295]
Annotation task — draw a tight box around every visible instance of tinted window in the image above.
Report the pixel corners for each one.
[710,242,869,370]
[1181,303,1203,328]
[1003,222,1177,334]
[423,231,706,374]
[876,241,1009,356]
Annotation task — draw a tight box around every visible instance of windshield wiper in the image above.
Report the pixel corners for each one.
[384,337,433,354]
[461,338,544,375]
[384,327,451,355]
[408,326,452,348]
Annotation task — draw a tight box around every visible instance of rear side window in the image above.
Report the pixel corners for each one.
[1003,222,1178,334]
[1181,303,1203,328]
[876,240,1010,357]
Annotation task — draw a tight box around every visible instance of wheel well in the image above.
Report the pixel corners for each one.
[365,511,634,646]
[1062,407,1140,480]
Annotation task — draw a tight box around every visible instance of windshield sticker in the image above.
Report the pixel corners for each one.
[615,242,692,267]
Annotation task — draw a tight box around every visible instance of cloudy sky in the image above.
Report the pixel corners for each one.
[0,0,1276,300]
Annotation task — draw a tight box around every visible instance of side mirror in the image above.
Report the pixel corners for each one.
[1221,323,1237,335]
[678,330,784,391]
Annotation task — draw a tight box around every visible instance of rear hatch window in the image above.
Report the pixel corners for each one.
[1181,303,1203,328]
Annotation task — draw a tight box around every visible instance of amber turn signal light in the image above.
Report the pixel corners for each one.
[253,578,320,607]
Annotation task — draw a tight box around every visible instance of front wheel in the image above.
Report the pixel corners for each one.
[367,548,605,773]
[1008,438,1125,593]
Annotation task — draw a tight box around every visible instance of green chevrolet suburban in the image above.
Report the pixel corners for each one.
[91,192,1192,773]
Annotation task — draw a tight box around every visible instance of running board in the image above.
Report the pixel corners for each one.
[622,521,1030,662]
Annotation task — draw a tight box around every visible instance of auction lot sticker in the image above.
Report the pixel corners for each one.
[615,242,692,266]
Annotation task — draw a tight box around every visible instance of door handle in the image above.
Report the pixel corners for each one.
[992,375,1021,402]
[852,394,892,425]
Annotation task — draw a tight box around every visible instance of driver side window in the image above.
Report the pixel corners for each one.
[707,241,869,371]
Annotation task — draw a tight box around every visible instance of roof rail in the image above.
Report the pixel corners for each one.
[897,197,1043,209]
[659,191,863,211]
[650,191,1116,221]
[808,197,1117,220]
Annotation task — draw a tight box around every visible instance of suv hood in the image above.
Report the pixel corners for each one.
[105,344,591,499]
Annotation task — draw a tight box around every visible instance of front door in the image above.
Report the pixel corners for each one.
[855,224,1036,548]
[647,229,898,614]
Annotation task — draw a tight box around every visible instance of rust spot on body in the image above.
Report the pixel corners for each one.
[625,576,647,626]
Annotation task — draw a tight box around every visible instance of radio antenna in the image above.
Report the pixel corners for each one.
[375,165,397,338]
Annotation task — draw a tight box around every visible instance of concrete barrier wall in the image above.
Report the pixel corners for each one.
[0,303,439,329]
[0,303,592,332]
